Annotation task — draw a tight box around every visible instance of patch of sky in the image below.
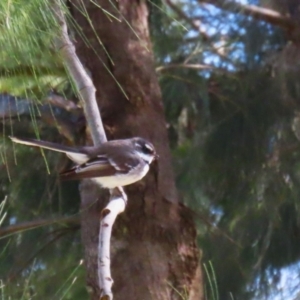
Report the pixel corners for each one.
[249,262,300,300]
[21,259,47,277]
[9,216,17,225]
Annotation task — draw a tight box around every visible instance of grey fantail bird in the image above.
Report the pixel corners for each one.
[10,136,158,189]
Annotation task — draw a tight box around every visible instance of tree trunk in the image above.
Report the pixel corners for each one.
[70,1,203,299]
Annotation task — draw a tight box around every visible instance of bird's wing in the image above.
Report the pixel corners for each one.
[59,155,139,181]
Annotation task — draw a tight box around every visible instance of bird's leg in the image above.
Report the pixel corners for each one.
[109,187,127,204]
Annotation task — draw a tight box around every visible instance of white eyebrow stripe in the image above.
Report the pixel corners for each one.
[144,144,153,151]
[135,142,154,152]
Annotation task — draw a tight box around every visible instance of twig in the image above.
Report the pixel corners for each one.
[165,0,209,41]
[156,63,213,72]
[198,0,297,30]
[52,1,127,299]
[52,0,105,146]
[45,91,79,111]
[0,215,79,239]
[8,228,74,283]
[253,220,273,271]
[165,0,232,62]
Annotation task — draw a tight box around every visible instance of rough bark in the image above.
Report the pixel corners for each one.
[70,1,202,299]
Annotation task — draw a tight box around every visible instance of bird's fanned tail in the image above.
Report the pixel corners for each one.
[9,136,89,164]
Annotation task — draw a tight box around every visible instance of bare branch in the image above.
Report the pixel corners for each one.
[98,196,126,299]
[0,215,79,239]
[7,228,77,283]
[165,0,209,40]
[0,93,83,142]
[198,0,297,30]
[156,63,214,72]
[45,91,79,111]
[52,0,106,146]
[165,0,236,63]
[52,2,127,299]
[253,220,273,271]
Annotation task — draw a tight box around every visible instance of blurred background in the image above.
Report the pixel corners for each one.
[1,0,300,299]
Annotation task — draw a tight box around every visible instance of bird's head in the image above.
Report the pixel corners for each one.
[132,137,158,164]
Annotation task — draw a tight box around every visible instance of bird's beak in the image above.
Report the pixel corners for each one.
[154,153,159,161]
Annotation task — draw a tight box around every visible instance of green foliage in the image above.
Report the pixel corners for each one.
[0,0,66,98]
[151,1,300,299]
[0,138,84,299]
[204,261,219,300]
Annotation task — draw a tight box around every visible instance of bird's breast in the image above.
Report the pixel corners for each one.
[93,163,150,189]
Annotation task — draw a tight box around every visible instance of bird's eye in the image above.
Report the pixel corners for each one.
[142,143,154,155]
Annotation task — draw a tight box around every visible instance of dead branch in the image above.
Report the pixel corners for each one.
[52,2,127,299]
[198,0,297,30]
[0,215,79,239]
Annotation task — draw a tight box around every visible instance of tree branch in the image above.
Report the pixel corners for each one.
[0,215,79,239]
[165,0,210,41]
[45,91,79,111]
[0,93,83,142]
[156,63,214,72]
[52,0,106,146]
[7,227,77,283]
[52,2,127,299]
[165,0,237,64]
[198,0,297,30]
[98,196,126,299]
